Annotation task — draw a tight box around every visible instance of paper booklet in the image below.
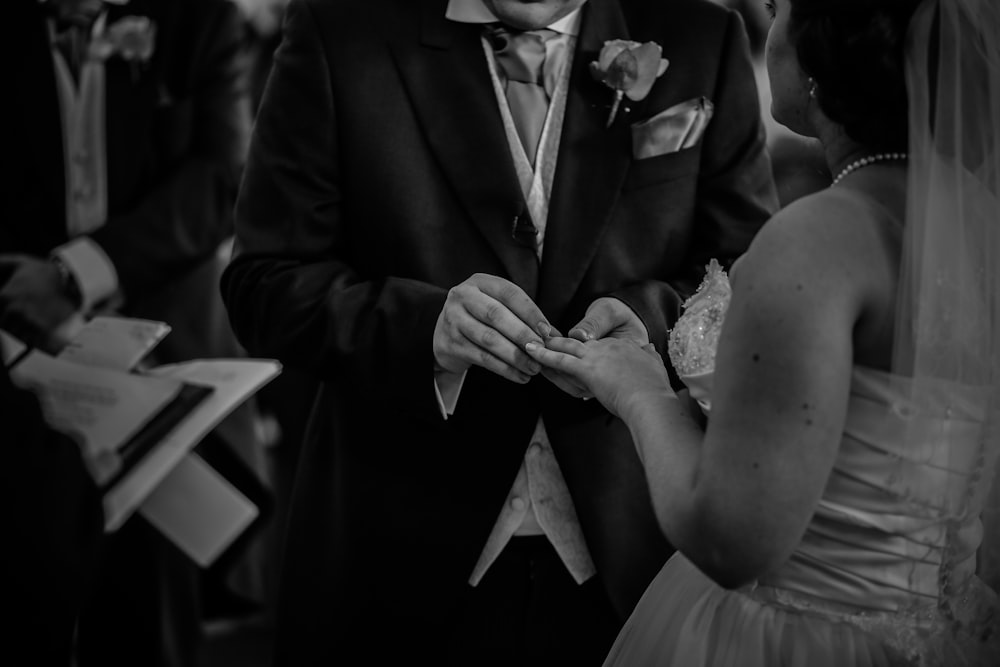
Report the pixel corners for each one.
[9,351,214,491]
[58,315,171,370]
[4,316,281,565]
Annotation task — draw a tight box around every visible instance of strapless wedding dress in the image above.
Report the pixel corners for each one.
[604,263,1000,666]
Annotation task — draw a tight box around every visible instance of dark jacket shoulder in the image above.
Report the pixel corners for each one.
[619,0,735,51]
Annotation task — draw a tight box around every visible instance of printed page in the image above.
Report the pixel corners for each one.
[9,350,182,459]
[104,358,281,530]
[59,315,171,371]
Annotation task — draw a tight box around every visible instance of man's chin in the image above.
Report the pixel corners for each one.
[484,0,585,30]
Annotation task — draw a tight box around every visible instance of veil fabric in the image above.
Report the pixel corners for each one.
[894,0,1000,646]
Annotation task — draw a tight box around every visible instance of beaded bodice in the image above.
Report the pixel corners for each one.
[667,259,730,378]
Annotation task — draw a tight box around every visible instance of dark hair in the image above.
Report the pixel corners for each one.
[788,0,922,152]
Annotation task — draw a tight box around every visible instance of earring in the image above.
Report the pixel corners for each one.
[808,77,818,99]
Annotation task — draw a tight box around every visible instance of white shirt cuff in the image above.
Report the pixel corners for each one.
[433,368,467,420]
[53,237,119,311]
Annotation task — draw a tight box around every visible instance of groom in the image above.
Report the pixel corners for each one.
[222,0,776,663]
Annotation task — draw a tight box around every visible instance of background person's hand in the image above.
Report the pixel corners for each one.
[433,273,551,384]
[0,255,78,351]
[569,297,649,345]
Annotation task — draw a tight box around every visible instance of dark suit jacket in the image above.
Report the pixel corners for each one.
[1,348,104,666]
[222,0,776,662]
[2,0,250,367]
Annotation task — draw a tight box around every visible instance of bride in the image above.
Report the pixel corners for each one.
[526,0,1000,664]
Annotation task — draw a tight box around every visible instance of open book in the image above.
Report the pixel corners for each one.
[4,317,281,563]
[9,350,214,492]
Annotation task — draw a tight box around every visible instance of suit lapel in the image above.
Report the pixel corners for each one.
[537,0,632,320]
[103,0,160,205]
[15,1,67,246]
[390,0,539,295]
[103,59,157,192]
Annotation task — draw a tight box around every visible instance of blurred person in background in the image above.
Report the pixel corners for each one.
[712,0,829,204]
[232,0,313,627]
[1,342,105,666]
[235,0,287,111]
[0,0,268,664]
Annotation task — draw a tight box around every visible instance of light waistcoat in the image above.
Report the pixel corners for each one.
[47,11,119,312]
[442,0,596,587]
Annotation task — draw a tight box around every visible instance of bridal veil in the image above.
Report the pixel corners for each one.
[893,0,1000,644]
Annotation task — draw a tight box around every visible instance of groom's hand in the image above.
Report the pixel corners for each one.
[569,297,649,345]
[433,273,550,384]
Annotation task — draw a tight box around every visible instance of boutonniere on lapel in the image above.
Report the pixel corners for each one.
[590,40,669,128]
[89,14,157,82]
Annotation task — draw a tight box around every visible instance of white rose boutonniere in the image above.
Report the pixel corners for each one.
[89,15,156,81]
[590,40,669,127]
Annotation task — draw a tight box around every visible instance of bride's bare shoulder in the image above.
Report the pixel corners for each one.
[734,186,900,303]
[769,186,894,241]
[748,186,898,263]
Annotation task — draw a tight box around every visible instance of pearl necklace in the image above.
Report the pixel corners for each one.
[832,152,908,186]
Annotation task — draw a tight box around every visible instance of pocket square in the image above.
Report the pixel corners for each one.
[631,96,715,160]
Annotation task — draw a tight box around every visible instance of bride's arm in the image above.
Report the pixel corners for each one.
[645,196,875,587]
[530,193,881,588]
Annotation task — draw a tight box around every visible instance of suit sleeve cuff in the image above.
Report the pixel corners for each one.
[53,237,119,311]
[433,368,467,420]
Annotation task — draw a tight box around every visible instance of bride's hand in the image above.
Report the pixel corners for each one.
[525,336,673,418]
[536,324,593,399]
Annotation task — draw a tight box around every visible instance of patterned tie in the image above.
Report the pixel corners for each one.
[489,26,555,165]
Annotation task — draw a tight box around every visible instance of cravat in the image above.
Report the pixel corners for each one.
[52,24,87,81]
[488,26,555,165]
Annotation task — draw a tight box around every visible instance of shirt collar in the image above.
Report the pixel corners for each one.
[445,0,583,36]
